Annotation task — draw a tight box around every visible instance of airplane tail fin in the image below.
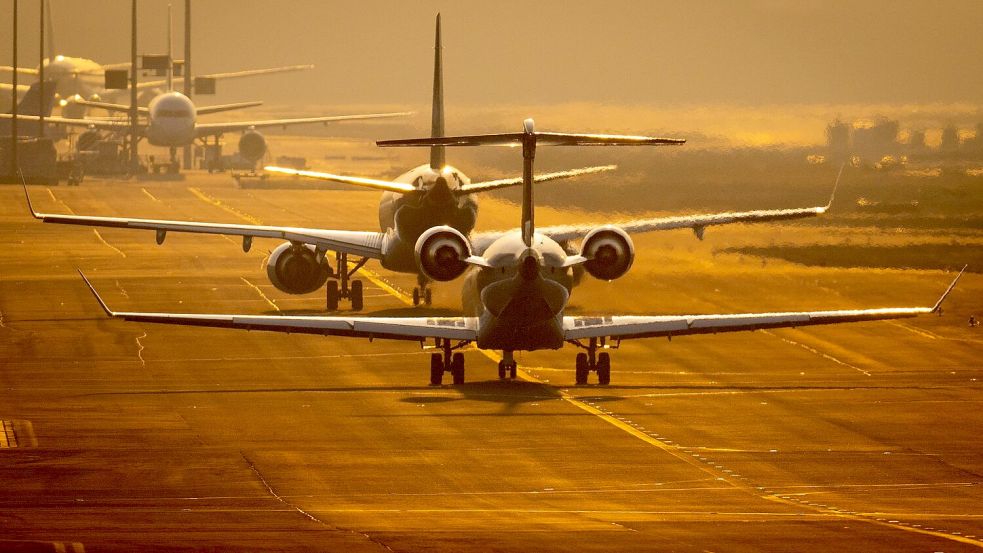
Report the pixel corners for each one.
[378,122,685,246]
[45,0,55,61]
[11,80,57,117]
[429,13,446,170]
[166,4,174,91]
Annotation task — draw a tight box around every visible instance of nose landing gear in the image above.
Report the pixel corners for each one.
[497,350,518,380]
[412,274,433,306]
[428,339,467,386]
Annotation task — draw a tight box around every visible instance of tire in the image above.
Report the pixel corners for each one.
[597,352,611,385]
[430,353,443,386]
[509,363,517,380]
[413,287,420,306]
[350,279,363,311]
[326,280,339,311]
[451,352,465,385]
[424,287,433,305]
[575,353,589,385]
[497,360,507,380]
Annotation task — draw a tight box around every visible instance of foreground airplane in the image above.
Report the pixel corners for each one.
[76,119,963,386]
[264,14,618,307]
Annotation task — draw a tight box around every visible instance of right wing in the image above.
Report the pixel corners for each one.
[139,64,316,90]
[24,186,385,259]
[80,270,476,342]
[564,267,966,341]
[458,165,617,195]
[195,111,412,137]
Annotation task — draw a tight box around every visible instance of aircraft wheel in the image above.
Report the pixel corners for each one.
[413,287,421,306]
[326,281,339,311]
[497,360,507,380]
[597,352,611,385]
[509,362,517,380]
[429,353,444,386]
[424,287,433,305]
[451,352,465,385]
[350,279,364,311]
[575,353,589,385]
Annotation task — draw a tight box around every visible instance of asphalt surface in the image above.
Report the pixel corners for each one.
[1,176,981,552]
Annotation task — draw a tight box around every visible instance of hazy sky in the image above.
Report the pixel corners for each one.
[2,0,983,108]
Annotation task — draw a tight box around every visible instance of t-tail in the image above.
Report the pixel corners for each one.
[378,120,685,245]
[166,3,174,91]
[429,13,445,170]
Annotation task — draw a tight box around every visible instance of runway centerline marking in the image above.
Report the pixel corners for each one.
[241,277,280,312]
[141,187,161,202]
[761,329,871,376]
[92,229,127,258]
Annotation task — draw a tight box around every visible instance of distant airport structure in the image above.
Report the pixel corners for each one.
[825,117,983,164]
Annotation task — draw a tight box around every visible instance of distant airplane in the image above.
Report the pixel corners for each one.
[0,79,57,137]
[0,0,315,117]
[265,14,618,307]
[73,119,957,388]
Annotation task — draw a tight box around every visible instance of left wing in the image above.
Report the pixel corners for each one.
[458,165,617,195]
[0,113,133,132]
[195,111,412,137]
[80,270,477,342]
[564,267,965,341]
[139,64,316,90]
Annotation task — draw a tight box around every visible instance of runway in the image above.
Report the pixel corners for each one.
[1,175,981,551]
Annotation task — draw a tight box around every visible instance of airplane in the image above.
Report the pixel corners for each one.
[1,0,315,117]
[1,79,57,136]
[74,118,964,388]
[263,14,620,307]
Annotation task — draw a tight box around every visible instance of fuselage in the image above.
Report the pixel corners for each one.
[378,163,478,274]
[464,231,573,351]
[145,91,197,147]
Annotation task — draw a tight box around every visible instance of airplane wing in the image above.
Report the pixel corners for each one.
[139,64,316,90]
[457,165,617,195]
[72,98,148,114]
[0,66,39,77]
[24,185,385,259]
[195,111,413,137]
[0,113,133,132]
[0,82,33,94]
[564,267,966,341]
[264,167,417,194]
[196,101,263,115]
[80,270,477,342]
[471,169,842,252]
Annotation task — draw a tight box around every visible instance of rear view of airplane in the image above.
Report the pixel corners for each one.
[76,118,964,387]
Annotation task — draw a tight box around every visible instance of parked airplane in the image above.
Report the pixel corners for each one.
[75,119,961,388]
[265,14,618,307]
[0,79,57,136]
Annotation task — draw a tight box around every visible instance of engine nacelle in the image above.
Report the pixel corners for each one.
[415,226,471,282]
[238,130,267,163]
[266,242,330,294]
[581,226,634,281]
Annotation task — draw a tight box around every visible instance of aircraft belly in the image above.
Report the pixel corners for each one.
[476,312,565,351]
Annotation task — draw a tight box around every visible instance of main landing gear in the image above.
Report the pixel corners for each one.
[412,274,433,306]
[571,337,612,385]
[429,338,468,386]
[326,251,369,311]
[497,350,518,380]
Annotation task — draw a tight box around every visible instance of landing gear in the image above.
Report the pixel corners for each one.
[497,350,518,380]
[325,252,368,311]
[428,339,468,386]
[413,275,433,306]
[569,337,613,385]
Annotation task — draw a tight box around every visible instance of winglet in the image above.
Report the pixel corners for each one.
[22,182,41,219]
[932,264,967,313]
[823,163,845,211]
[77,269,115,317]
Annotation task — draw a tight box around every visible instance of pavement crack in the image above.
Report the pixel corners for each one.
[240,451,394,552]
[135,332,147,368]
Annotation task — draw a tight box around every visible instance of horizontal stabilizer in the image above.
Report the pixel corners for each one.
[379,132,684,148]
[263,166,417,194]
[459,165,617,195]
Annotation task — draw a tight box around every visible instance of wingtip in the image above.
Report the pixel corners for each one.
[22,181,40,219]
[77,268,114,317]
[932,264,967,313]
[824,163,845,211]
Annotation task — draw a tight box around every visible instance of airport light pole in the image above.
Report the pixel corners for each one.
[38,0,44,137]
[129,0,139,174]
[10,0,18,178]
[182,0,192,169]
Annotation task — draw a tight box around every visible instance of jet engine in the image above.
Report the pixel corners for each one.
[266,242,330,294]
[415,226,471,282]
[238,130,267,163]
[581,226,634,281]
